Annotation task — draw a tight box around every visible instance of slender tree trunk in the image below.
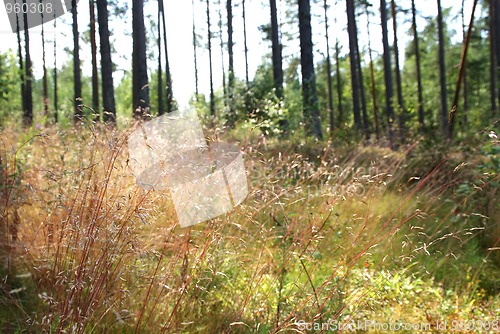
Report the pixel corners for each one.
[380,0,395,147]
[270,0,284,99]
[494,0,500,112]
[365,5,379,139]
[207,0,215,117]
[242,0,250,113]
[448,0,478,138]
[90,0,99,119]
[53,11,58,122]
[97,0,116,123]
[72,0,82,122]
[227,0,235,122]
[493,0,500,111]
[411,0,424,131]
[323,0,334,135]
[490,0,497,116]
[157,0,164,116]
[132,0,150,119]
[192,0,199,98]
[335,39,343,126]
[218,1,227,107]
[15,10,25,122]
[461,0,468,125]
[41,5,49,120]
[354,21,369,139]
[23,0,33,126]
[437,0,448,135]
[391,0,405,140]
[160,0,173,114]
[299,0,322,139]
[346,0,361,131]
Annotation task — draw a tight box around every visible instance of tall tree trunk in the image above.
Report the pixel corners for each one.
[323,0,334,135]
[218,1,227,107]
[207,0,215,117]
[335,40,344,126]
[494,0,500,112]
[90,0,99,119]
[365,5,380,139]
[355,21,369,139]
[23,0,33,127]
[437,0,448,135]
[461,0,468,125]
[157,0,164,116]
[380,0,395,147]
[41,6,49,120]
[159,0,173,114]
[72,0,82,122]
[97,0,116,123]
[227,0,235,122]
[132,0,150,119]
[411,0,424,131]
[346,0,361,131]
[192,0,199,98]
[53,11,58,122]
[299,0,322,139]
[270,0,284,99]
[242,0,250,113]
[391,0,405,140]
[490,0,497,116]
[448,0,478,138]
[15,10,26,123]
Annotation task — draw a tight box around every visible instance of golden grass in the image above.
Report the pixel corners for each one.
[0,123,498,333]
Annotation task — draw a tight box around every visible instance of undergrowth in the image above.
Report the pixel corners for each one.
[0,121,498,333]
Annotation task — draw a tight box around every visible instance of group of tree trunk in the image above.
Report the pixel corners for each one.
[12,0,500,144]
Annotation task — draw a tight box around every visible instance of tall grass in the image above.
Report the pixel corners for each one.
[0,121,499,332]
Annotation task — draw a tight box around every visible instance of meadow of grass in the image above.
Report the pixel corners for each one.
[0,120,499,333]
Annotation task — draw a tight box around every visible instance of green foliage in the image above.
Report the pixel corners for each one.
[0,51,22,125]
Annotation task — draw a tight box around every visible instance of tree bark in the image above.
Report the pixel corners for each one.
[448,0,477,139]
[90,0,100,119]
[97,0,116,123]
[365,5,379,139]
[270,0,283,99]
[437,0,448,135]
[242,0,250,113]
[354,19,369,139]
[380,0,395,147]
[53,10,58,122]
[132,0,150,119]
[411,0,424,131]
[15,10,25,123]
[299,0,322,139]
[346,0,361,131]
[41,4,49,120]
[207,0,215,117]
[490,0,497,116]
[323,0,334,135]
[227,0,235,121]
[335,39,343,126]
[391,0,405,140]
[218,2,227,107]
[192,0,199,98]
[461,0,468,125]
[159,0,173,114]
[494,0,500,112]
[157,0,164,116]
[72,0,82,123]
[23,0,33,126]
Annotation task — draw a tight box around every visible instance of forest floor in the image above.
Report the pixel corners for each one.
[0,122,499,333]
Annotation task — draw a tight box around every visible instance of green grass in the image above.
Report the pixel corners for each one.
[0,121,499,332]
